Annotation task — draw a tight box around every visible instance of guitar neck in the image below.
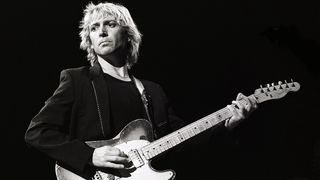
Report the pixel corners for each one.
[140,96,254,160]
[140,81,300,160]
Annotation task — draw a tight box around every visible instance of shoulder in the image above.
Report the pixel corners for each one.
[60,66,91,79]
[140,79,162,90]
[57,66,92,88]
[138,78,167,96]
[61,66,89,75]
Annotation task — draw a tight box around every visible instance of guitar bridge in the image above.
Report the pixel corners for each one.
[128,149,144,168]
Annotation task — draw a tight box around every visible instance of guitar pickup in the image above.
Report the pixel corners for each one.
[128,149,144,168]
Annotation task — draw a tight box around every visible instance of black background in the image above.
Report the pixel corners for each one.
[4,0,320,179]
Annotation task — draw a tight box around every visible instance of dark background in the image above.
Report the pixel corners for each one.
[4,0,320,179]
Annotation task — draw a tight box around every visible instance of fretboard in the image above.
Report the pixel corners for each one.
[141,106,233,160]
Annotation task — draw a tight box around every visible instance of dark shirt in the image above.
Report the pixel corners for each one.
[103,73,145,137]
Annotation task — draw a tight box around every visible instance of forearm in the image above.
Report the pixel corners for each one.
[25,117,95,173]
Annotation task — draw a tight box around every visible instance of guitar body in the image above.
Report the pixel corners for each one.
[55,119,175,180]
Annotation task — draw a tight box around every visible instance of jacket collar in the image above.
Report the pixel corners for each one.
[89,60,103,79]
[88,60,112,138]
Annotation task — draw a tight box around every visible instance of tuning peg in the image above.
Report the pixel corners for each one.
[278,81,283,89]
[271,83,277,90]
[260,85,264,93]
[266,84,270,91]
[291,78,295,87]
[284,80,289,88]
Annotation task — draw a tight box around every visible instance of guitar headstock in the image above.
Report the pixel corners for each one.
[254,80,300,103]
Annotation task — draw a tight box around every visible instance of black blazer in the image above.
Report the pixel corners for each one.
[24,62,184,175]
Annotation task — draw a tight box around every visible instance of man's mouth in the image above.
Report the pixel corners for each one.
[99,40,112,46]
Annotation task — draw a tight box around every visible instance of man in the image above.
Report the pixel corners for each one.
[25,1,257,179]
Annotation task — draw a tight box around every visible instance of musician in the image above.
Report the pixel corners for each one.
[24,1,257,179]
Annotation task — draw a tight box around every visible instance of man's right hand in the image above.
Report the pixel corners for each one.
[91,146,130,169]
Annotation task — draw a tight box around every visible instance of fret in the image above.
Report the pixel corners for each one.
[144,153,150,159]
[203,119,212,128]
[192,126,200,134]
[158,144,165,152]
[165,140,172,148]
[166,140,173,148]
[182,131,190,139]
[177,132,184,142]
[161,141,169,150]
[170,136,179,145]
[197,123,205,132]
[187,129,195,137]
[169,138,177,146]
[153,146,160,155]
[150,150,156,157]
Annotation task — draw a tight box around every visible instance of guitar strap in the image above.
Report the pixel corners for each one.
[132,76,158,139]
[132,76,151,121]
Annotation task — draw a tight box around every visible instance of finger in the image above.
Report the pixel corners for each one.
[243,97,252,112]
[236,93,255,110]
[231,101,245,119]
[248,96,258,109]
[247,98,256,112]
[226,105,240,129]
[236,92,245,101]
[232,100,245,111]
[104,147,127,157]
[102,161,126,169]
[226,105,236,126]
[228,104,241,120]
[104,155,130,163]
[118,151,128,157]
[224,118,230,127]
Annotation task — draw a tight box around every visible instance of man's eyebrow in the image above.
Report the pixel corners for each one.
[102,20,117,24]
[90,22,100,27]
[90,20,116,27]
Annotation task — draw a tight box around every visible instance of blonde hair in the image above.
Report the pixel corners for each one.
[79,2,142,67]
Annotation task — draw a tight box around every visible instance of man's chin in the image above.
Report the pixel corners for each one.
[98,49,114,56]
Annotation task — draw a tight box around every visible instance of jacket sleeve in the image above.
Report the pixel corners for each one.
[163,91,185,131]
[157,84,186,132]
[24,70,94,173]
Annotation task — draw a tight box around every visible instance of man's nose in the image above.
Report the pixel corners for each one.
[99,26,108,37]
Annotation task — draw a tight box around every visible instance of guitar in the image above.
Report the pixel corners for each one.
[56,80,300,180]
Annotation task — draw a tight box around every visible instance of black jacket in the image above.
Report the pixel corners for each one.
[24,62,184,175]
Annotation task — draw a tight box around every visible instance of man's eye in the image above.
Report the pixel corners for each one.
[90,26,97,32]
[108,21,117,28]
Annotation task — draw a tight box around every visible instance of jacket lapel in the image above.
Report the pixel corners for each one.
[89,61,111,138]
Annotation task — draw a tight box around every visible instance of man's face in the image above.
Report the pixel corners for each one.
[89,16,127,58]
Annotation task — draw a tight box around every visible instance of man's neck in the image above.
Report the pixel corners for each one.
[97,57,131,81]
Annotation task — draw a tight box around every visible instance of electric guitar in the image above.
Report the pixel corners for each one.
[56,80,300,180]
